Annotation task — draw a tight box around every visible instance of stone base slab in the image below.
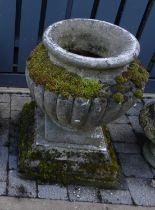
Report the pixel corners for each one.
[19,102,120,188]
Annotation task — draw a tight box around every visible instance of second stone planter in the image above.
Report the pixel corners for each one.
[140,102,155,168]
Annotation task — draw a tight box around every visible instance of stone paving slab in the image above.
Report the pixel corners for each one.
[9,121,18,155]
[0,182,7,196]
[9,155,18,170]
[128,116,143,134]
[0,104,10,119]
[119,154,153,178]
[38,184,68,200]
[11,110,21,123]
[0,94,10,119]
[68,186,98,203]
[0,91,154,207]
[127,178,155,206]
[9,136,18,155]
[0,119,9,146]
[0,147,8,182]
[11,94,31,111]
[126,102,143,116]
[114,143,140,154]
[0,94,11,103]
[108,124,137,143]
[8,170,37,198]
[112,115,129,124]
[152,168,155,177]
[100,190,133,205]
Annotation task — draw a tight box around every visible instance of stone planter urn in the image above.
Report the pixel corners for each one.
[20,19,148,187]
[140,102,155,168]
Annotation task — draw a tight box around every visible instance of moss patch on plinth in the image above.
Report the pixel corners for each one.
[19,102,120,188]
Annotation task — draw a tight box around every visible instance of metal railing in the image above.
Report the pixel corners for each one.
[0,0,154,91]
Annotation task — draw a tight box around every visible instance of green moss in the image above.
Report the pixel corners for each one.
[27,43,102,99]
[19,102,120,188]
[19,101,36,171]
[112,92,125,103]
[115,84,126,93]
[103,126,120,174]
[27,43,148,103]
[134,89,143,98]
[115,60,149,89]
[114,60,149,101]
[115,75,127,84]
[126,61,149,88]
[121,60,149,88]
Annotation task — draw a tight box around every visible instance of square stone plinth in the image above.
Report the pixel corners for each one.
[19,102,120,188]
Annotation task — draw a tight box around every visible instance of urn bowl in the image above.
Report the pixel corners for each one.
[26,19,146,131]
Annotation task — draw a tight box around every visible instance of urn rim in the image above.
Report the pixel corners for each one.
[43,18,140,70]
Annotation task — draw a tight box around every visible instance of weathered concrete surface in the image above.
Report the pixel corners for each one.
[0,197,154,210]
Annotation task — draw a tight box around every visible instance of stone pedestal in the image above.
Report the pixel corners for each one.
[19,102,119,188]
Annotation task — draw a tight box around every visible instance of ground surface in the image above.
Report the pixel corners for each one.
[0,197,154,210]
[0,88,154,208]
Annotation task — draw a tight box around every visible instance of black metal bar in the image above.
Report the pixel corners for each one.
[147,52,155,73]
[65,0,73,19]
[13,0,22,73]
[38,0,48,39]
[114,0,126,25]
[13,47,19,73]
[136,0,155,40]
[90,0,100,19]
[15,0,22,39]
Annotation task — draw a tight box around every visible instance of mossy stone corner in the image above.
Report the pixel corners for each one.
[19,102,120,188]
